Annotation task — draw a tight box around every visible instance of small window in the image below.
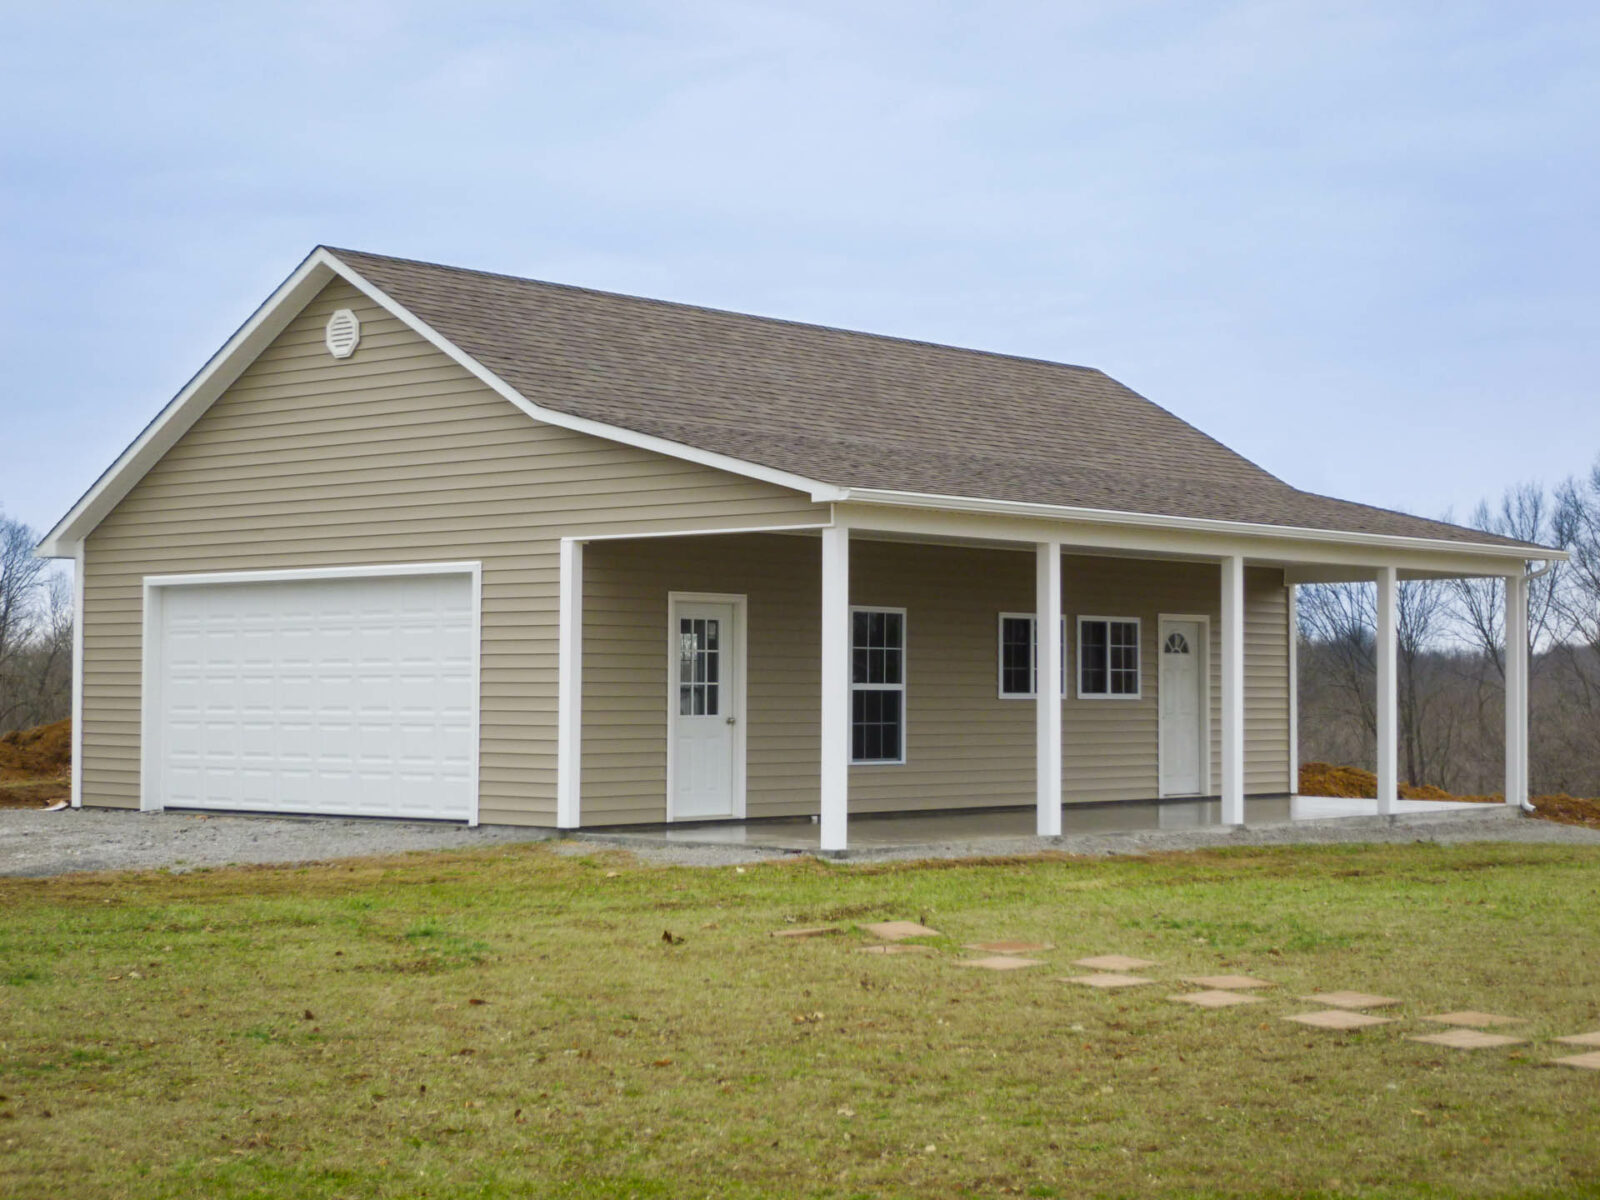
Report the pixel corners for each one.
[851,607,905,764]
[1078,617,1140,698]
[997,614,1067,699]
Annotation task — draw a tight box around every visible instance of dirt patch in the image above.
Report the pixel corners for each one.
[0,719,71,809]
[1299,762,1600,830]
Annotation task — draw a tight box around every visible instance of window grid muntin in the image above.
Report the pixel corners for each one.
[996,613,1067,699]
[850,606,906,764]
[1078,616,1140,698]
[677,616,721,716]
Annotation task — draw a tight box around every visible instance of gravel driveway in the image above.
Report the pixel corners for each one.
[2,804,1597,878]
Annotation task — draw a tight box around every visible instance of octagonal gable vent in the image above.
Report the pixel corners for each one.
[325,308,361,359]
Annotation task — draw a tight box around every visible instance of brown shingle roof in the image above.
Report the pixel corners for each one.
[328,248,1537,551]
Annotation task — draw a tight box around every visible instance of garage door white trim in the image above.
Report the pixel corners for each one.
[140,561,482,824]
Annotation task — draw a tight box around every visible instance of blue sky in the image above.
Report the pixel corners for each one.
[3,2,1597,541]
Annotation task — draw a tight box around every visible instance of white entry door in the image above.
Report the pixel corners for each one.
[668,597,744,820]
[1159,617,1206,796]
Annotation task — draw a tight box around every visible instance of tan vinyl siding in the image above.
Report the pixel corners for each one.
[580,539,1292,823]
[79,279,827,820]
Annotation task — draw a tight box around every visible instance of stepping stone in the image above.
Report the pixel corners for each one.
[863,921,941,941]
[1284,1010,1394,1030]
[1554,1051,1600,1071]
[1062,973,1153,989]
[965,940,1052,954]
[858,944,932,955]
[1407,1029,1525,1049]
[956,956,1041,971]
[1553,1032,1600,1047]
[1183,975,1274,990]
[769,926,840,939]
[1073,955,1156,971]
[1299,991,1401,1010]
[1171,989,1262,1008]
[1424,1011,1525,1028]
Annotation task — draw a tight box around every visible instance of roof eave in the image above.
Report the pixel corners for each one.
[836,487,1565,563]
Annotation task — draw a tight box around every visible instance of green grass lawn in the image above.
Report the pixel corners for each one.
[3,841,1600,1199]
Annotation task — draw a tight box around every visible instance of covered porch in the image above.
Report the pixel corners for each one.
[555,502,1538,852]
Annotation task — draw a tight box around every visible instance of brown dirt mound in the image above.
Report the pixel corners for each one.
[1298,762,1465,802]
[0,718,72,781]
[1300,761,1600,828]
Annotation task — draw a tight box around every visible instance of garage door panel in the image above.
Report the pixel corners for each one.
[153,571,477,821]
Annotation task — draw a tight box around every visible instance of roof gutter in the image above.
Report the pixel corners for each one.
[833,487,1567,563]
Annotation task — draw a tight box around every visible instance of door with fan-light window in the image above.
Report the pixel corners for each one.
[668,594,746,820]
[1158,617,1208,797]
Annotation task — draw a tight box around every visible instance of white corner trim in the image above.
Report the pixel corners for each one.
[1286,584,1299,795]
[321,254,848,505]
[70,542,84,808]
[837,488,1567,563]
[138,561,483,823]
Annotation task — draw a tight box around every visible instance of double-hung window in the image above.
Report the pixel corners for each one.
[1077,616,1140,698]
[997,614,1066,698]
[851,607,905,764]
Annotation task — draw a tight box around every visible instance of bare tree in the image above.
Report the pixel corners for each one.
[1556,458,1600,656]
[1448,483,1567,674]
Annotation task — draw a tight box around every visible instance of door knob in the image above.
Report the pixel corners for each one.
[726,716,737,725]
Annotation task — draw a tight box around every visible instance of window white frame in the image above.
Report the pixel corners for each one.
[849,605,907,766]
[996,613,1067,699]
[1076,615,1142,700]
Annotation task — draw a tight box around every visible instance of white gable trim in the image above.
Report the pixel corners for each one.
[36,247,844,557]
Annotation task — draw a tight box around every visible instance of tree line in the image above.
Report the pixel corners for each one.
[1298,457,1600,798]
[0,511,73,734]
[4,457,1600,799]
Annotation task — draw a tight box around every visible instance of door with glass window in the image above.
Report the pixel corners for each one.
[669,598,742,819]
[1159,618,1206,796]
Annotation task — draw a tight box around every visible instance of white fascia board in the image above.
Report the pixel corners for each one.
[320,255,848,505]
[836,488,1566,567]
[35,247,844,560]
[35,250,340,558]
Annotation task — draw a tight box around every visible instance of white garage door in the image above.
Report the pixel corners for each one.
[150,569,478,821]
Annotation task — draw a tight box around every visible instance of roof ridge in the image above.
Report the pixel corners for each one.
[322,245,1108,378]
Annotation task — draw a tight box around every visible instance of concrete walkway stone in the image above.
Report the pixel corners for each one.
[965,940,1051,954]
[858,944,932,955]
[1300,991,1401,1009]
[1424,1011,1524,1028]
[957,955,1041,971]
[1553,1032,1600,1047]
[769,926,840,939]
[1171,989,1262,1008]
[863,921,941,941]
[1183,975,1273,990]
[1063,972,1153,989]
[1554,1051,1600,1070]
[1285,1010,1394,1030]
[1073,955,1156,971]
[1407,1029,1525,1049]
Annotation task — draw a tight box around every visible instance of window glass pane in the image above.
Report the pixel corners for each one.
[852,647,868,684]
[706,619,719,651]
[853,611,869,648]
[1000,616,1034,695]
[1080,620,1108,694]
[704,683,718,715]
[679,685,693,715]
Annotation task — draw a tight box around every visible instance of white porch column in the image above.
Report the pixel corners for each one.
[556,538,584,829]
[1505,570,1529,809]
[820,524,851,852]
[1286,583,1299,796]
[1220,555,1246,825]
[1375,565,1399,816]
[1035,541,1063,836]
